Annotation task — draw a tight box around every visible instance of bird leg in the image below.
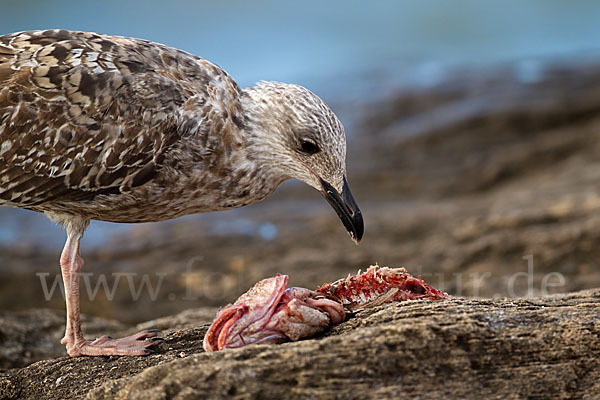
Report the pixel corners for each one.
[59,221,159,357]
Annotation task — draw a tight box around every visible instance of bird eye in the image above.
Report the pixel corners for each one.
[300,140,320,155]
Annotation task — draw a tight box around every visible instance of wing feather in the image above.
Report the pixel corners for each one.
[0,29,242,208]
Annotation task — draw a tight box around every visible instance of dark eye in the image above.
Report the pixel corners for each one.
[300,140,320,155]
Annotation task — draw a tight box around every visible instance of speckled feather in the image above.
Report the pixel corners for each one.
[0,30,347,225]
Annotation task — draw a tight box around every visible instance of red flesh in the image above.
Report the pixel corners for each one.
[204,266,448,352]
[317,266,448,310]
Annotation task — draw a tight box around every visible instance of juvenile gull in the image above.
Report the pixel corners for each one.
[0,30,363,357]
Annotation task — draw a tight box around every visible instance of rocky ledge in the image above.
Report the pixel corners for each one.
[0,289,598,399]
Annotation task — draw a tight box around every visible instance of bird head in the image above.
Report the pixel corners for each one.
[243,81,363,243]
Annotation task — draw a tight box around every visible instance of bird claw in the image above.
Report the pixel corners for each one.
[65,329,161,357]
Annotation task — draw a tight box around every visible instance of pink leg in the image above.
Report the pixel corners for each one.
[59,221,159,357]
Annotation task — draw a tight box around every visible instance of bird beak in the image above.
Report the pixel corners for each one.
[320,176,364,244]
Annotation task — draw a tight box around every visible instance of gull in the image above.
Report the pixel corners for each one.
[0,30,363,357]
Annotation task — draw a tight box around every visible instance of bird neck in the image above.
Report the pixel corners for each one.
[239,87,294,183]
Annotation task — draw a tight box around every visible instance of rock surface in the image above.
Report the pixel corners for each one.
[0,289,598,399]
[2,62,600,326]
[2,61,600,399]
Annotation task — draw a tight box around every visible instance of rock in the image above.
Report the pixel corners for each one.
[2,62,600,324]
[0,289,598,399]
[0,307,218,370]
[2,61,600,399]
[4,62,600,323]
[0,310,129,369]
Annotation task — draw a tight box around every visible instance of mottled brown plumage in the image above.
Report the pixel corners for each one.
[0,30,362,357]
[0,29,260,222]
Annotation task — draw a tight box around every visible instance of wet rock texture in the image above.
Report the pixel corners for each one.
[0,290,598,399]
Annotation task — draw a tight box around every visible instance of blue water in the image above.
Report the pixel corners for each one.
[1,0,600,91]
[2,0,600,250]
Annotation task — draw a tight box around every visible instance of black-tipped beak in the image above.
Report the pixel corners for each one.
[320,176,364,243]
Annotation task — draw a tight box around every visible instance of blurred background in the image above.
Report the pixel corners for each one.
[2,0,600,328]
